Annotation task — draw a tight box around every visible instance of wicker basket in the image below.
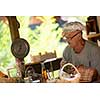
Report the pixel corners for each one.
[59,63,81,83]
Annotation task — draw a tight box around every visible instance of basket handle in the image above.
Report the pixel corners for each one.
[60,63,80,75]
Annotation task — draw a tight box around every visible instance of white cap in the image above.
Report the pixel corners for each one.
[63,21,85,33]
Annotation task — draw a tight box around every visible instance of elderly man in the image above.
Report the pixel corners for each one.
[60,21,100,82]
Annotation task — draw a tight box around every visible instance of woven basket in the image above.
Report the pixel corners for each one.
[60,63,81,83]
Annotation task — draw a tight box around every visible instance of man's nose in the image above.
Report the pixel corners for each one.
[67,38,72,43]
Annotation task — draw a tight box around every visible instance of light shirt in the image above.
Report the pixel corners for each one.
[63,40,100,74]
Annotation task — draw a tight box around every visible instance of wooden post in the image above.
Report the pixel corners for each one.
[7,16,25,78]
[6,16,20,42]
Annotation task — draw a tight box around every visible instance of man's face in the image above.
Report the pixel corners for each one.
[62,30,82,53]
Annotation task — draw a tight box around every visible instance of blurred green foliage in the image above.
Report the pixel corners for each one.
[0,21,15,67]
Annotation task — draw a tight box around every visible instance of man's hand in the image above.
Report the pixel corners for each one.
[76,65,98,82]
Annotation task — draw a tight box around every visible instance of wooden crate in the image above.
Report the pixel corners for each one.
[30,51,57,63]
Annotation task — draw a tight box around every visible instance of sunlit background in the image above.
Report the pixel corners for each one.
[0,16,88,75]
